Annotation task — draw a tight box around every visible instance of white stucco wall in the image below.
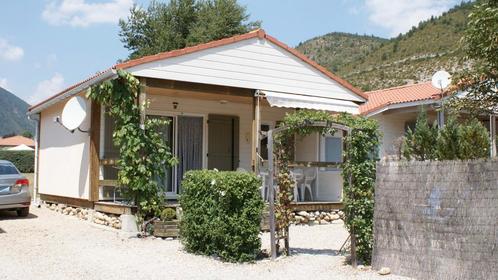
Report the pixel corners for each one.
[372,109,436,158]
[38,93,91,199]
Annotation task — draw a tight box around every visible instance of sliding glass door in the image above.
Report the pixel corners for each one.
[149,115,175,195]
[176,116,204,192]
[149,114,204,197]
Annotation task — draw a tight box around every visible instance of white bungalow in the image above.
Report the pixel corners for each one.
[28,29,367,213]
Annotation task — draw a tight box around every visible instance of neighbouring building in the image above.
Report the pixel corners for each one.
[0,135,35,150]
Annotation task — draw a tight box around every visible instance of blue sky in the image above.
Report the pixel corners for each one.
[0,0,461,104]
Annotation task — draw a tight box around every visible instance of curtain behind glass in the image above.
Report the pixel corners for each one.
[176,116,203,193]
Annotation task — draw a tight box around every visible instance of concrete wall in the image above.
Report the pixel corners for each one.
[373,160,498,280]
[38,93,91,199]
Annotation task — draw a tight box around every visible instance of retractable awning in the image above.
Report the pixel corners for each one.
[260,90,359,114]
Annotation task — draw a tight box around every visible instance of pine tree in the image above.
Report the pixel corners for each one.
[458,118,489,159]
[436,115,460,160]
[402,108,438,160]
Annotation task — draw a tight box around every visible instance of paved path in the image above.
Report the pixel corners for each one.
[0,206,409,280]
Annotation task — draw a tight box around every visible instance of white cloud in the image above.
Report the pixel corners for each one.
[42,0,133,27]
[0,39,24,61]
[0,78,8,90]
[365,0,457,36]
[29,73,65,105]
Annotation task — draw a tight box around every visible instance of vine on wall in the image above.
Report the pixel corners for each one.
[273,110,380,263]
[87,70,176,219]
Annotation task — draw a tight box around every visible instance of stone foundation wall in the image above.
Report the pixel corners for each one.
[373,160,498,280]
[44,202,122,229]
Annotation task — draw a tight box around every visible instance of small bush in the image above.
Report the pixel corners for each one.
[160,208,176,221]
[402,109,438,160]
[403,112,490,160]
[436,116,461,160]
[458,118,489,159]
[0,150,34,173]
[179,170,264,262]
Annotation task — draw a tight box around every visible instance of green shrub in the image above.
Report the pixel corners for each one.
[0,150,34,173]
[160,208,176,221]
[436,116,461,160]
[458,118,489,159]
[179,170,264,262]
[402,108,438,160]
[404,112,490,160]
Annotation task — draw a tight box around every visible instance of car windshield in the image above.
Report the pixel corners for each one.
[0,163,19,175]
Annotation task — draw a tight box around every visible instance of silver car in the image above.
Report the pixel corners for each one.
[0,160,30,217]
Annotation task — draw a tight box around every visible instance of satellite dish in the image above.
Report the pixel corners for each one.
[431,70,451,90]
[61,96,87,131]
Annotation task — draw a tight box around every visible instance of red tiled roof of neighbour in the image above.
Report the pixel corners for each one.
[29,29,366,112]
[0,135,35,147]
[359,82,442,115]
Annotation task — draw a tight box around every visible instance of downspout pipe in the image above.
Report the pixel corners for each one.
[28,113,41,207]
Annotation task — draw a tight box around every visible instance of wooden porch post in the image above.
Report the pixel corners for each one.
[267,129,277,260]
[139,77,147,128]
[252,92,261,173]
[490,114,496,157]
[89,101,101,202]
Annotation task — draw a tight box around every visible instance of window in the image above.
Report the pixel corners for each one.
[0,163,19,175]
[260,124,270,160]
[404,121,416,133]
[320,134,343,163]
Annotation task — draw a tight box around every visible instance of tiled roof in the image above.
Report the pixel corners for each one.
[0,135,35,147]
[29,29,366,112]
[360,82,442,115]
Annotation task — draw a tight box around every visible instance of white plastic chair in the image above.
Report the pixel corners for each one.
[290,171,299,201]
[301,168,316,201]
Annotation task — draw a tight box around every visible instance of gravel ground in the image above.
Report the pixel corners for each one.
[0,207,410,280]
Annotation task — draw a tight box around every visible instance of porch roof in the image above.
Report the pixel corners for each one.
[28,29,367,114]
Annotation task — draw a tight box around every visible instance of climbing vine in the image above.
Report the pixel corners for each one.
[87,69,176,220]
[273,110,380,263]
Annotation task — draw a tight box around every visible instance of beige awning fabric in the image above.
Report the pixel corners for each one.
[261,90,359,114]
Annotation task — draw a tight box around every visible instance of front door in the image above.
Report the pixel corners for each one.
[208,114,239,170]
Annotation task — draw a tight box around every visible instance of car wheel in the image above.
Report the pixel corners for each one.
[17,207,29,217]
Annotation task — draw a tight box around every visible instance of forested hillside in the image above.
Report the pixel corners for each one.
[296,2,473,91]
[0,87,34,137]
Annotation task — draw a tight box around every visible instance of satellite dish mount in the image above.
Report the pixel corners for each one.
[431,70,451,129]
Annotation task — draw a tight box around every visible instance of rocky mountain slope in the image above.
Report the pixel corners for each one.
[0,87,34,136]
[296,2,473,91]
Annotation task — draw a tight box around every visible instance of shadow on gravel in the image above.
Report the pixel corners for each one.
[0,210,38,220]
[290,248,339,256]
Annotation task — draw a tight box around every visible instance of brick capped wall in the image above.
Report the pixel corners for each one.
[373,160,498,280]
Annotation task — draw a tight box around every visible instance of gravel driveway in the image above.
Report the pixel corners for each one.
[0,207,410,280]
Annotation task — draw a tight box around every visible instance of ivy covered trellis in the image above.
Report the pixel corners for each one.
[87,69,177,220]
[264,110,380,265]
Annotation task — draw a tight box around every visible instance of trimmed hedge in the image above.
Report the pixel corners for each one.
[0,150,34,173]
[179,170,264,262]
